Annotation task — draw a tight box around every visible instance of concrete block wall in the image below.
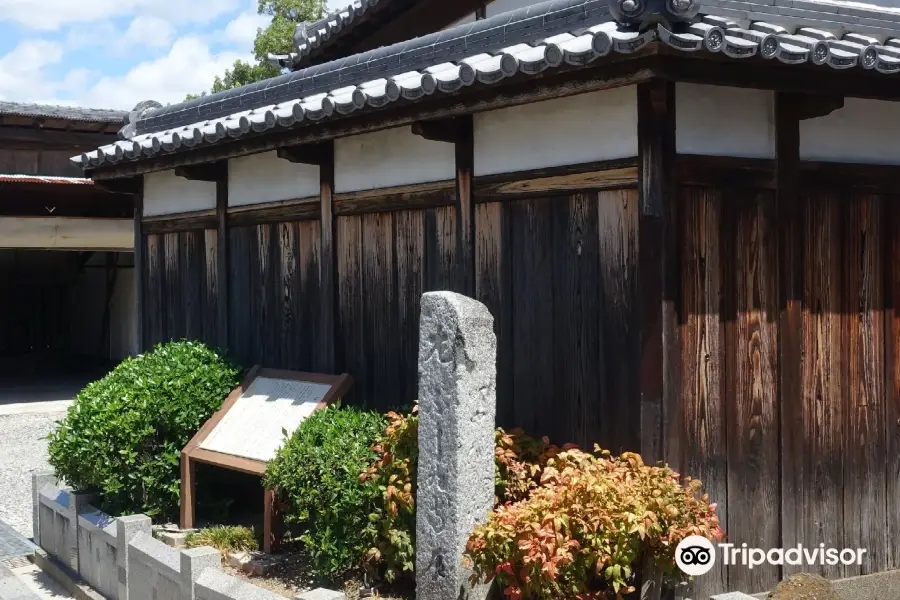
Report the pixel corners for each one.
[32,474,284,600]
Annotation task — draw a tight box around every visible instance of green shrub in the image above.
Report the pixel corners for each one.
[264,406,386,580]
[360,408,419,582]
[465,449,724,600]
[186,525,258,554]
[47,341,241,520]
[359,404,551,584]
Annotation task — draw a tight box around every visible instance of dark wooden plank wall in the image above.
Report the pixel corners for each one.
[336,204,456,412]
[142,229,219,349]
[674,183,899,595]
[227,221,322,371]
[0,148,86,177]
[474,190,640,449]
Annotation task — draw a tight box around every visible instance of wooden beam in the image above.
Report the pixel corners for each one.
[276,143,331,165]
[797,93,844,120]
[656,52,900,102]
[134,185,145,352]
[319,141,337,372]
[174,161,227,182]
[412,117,469,144]
[636,79,677,466]
[0,126,119,149]
[455,115,475,295]
[776,91,803,566]
[216,175,229,352]
[0,217,133,250]
[93,178,142,194]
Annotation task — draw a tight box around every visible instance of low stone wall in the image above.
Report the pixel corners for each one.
[32,474,284,600]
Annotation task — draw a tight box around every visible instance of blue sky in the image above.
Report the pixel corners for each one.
[0,0,343,110]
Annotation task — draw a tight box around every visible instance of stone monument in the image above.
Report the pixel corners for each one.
[416,292,497,600]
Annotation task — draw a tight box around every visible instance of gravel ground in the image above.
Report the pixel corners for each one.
[0,411,66,538]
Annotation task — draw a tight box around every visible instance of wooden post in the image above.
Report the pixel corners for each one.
[216,176,229,352]
[180,456,196,529]
[777,92,803,565]
[133,184,145,352]
[636,80,677,466]
[319,141,337,373]
[455,115,475,296]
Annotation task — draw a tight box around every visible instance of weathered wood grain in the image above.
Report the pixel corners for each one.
[227,226,252,366]
[227,197,319,226]
[204,229,219,347]
[796,191,845,579]
[335,181,455,216]
[596,188,639,454]
[887,200,900,572]
[476,165,638,202]
[552,192,602,448]
[163,232,183,340]
[475,202,513,427]
[278,221,301,370]
[456,115,474,296]
[298,220,322,371]
[843,194,886,576]
[424,205,457,292]
[394,209,425,407]
[509,197,556,438]
[143,211,217,234]
[679,187,727,596]
[144,234,162,347]
[362,212,397,410]
[336,216,365,405]
[181,230,203,341]
[724,190,780,594]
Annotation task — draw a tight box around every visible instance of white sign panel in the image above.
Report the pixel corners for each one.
[200,376,332,462]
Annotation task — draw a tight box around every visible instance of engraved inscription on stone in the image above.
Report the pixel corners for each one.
[200,377,331,462]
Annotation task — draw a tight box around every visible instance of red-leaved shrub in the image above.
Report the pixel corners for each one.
[465,448,723,600]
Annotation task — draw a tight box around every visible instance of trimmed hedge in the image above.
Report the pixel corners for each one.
[48,341,241,520]
[264,406,387,580]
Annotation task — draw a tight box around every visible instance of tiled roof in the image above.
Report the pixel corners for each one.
[0,174,93,185]
[0,102,127,124]
[72,0,900,170]
[281,0,386,67]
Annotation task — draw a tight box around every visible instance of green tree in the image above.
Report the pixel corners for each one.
[187,0,326,100]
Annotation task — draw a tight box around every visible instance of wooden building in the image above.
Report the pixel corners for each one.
[0,102,136,376]
[74,0,900,594]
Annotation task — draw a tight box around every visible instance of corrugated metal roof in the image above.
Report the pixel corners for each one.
[0,102,127,124]
[72,0,900,170]
[0,174,94,185]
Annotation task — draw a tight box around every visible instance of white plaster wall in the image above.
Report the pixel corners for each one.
[801,98,900,164]
[143,170,216,217]
[473,86,638,176]
[486,0,540,17]
[228,150,320,206]
[334,126,456,193]
[676,83,775,159]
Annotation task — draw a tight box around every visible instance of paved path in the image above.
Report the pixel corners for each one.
[0,562,72,600]
[0,401,70,539]
[0,522,35,563]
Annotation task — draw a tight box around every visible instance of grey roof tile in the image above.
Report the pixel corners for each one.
[0,101,126,124]
[73,0,900,170]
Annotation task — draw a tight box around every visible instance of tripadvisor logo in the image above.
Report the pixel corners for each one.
[675,537,868,577]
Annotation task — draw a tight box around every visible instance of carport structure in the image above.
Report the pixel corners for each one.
[0,103,136,378]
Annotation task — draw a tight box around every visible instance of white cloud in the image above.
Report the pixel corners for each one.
[124,15,174,48]
[75,35,252,109]
[0,0,240,31]
[223,10,270,47]
[0,39,64,101]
